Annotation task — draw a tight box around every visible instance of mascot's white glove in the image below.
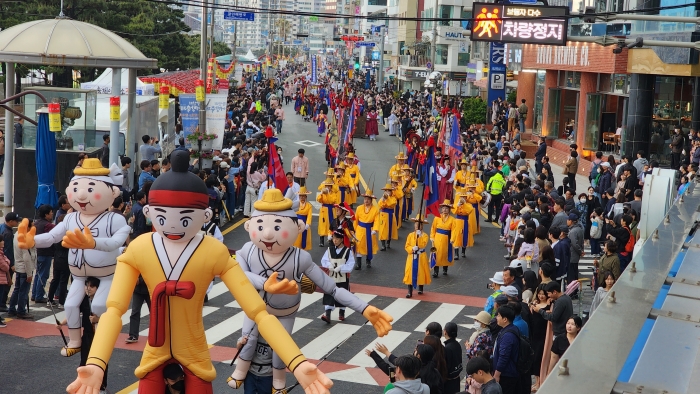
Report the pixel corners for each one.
[412,246,418,252]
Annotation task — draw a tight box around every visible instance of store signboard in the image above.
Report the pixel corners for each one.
[470,2,569,46]
[402,69,430,80]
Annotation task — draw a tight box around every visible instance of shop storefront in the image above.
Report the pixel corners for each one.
[518,42,629,159]
[398,68,430,91]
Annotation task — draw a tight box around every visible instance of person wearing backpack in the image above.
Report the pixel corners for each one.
[589,151,603,186]
[493,306,521,394]
[589,207,605,256]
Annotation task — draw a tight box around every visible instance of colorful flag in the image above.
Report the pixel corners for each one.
[449,112,462,158]
[268,137,288,195]
[422,138,440,217]
[343,101,355,148]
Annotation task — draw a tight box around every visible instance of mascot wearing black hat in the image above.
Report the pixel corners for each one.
[66,151,333,394]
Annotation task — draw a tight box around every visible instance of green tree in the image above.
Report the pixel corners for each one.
[462,97,487,125]
[507,89,517,103]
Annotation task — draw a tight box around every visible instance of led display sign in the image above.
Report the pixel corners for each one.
[470,3,569,46]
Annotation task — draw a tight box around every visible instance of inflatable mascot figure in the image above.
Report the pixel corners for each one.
[63,151,333,394]
[18,158,129,357]
[228,188,394,392]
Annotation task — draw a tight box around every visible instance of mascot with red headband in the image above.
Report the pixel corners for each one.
[227,188,394,393]
[63,151,333,394]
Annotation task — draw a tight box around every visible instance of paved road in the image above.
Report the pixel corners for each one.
[0,100,596,393]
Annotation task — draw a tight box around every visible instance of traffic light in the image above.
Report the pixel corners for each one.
[354,56,360,69]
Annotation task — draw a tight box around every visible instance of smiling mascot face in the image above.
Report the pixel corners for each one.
[66,159,123,215]
[244,189,304,254]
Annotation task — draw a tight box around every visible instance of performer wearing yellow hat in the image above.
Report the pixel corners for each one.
[317,172,339,247]
[388,151,408,180]
[391,177,404,233]
[344,153,360,207]
[452,188,477,259]
[430,200,457,277]
[335,163,351,205]
[465,164,485,232]
[354,189,379,270]
[377,183,397,251]
[453,159,471,192]
[295,186,313,251]
[404,214,431,298]
[401,166,417,222]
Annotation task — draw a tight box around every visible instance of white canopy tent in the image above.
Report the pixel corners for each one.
[81,67,154,95]
[243,49,257,61]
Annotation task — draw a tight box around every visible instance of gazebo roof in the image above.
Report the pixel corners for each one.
[0,18,157,69]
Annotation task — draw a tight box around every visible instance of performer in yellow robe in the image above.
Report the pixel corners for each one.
[466,165,485,233]
[430,200,457,277]
[404,214,431,298]
[401,166,417,222]
[335,163,352,205]
[453,159,472,192]
[452,189,478,259]
[391,177,404,234]
[353,189,379,270]
[317,173,339,247]
[377,183,397,251]
[295,186,313,251]
[344,153,360,206]
[388,151,408,180]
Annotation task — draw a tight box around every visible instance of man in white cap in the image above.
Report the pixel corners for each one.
[484,272,504,317]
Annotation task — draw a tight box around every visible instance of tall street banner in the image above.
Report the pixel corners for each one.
[311,55,318,83]
[205,94,228,150]
[487,42,506,107]
[180,94,199,148]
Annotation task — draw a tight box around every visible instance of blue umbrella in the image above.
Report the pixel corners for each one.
[34,112,58,209]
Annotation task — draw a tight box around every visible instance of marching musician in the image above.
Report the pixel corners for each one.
[431,200,458,277]
[388,152,408,180]
[377,183,397,251]
[353,189,379,270]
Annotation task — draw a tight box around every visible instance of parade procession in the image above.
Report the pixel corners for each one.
[3,0,690,392]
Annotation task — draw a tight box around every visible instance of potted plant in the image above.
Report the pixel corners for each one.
[199,150,215,169]
[201,132,218,151]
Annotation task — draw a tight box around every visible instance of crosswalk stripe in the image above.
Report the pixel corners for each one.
[37,310,66,325]
[300,323,363,360]
[414,303,465,332]
[381,298,420,326]
[292,317,313,334]
[208,281,230,301]
[346,329,412,367]
[317,292,377,321]
[120,307,149,326]
[205,311,246,345]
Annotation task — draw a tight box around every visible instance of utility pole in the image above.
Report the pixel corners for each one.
[209,0,215,57]
[430,0,438,71]
[199,0,208,134]
[231,0,238,58]
[377,25,385,92]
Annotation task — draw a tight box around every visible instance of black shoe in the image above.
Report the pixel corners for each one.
[354,263,361,270]
[454,255,459,260]
[366,260,372,268]
[6,311,16,317]
[204,294,209,303]
[406,293,412,298]
[34,298,48,303]
[462,253,466,258]
[319,242,324,247]
[339,311,345,321]
[432,273,438,278]
[321,311,331,324]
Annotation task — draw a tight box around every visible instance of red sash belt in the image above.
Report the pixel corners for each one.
[149,280,196,347]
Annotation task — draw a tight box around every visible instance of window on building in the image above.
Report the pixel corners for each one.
[436,44,448,65]
[421,8,433,31]
[439,5,452,26]
[458,52,469,66]
[368,0,387,5]
[461,8,472,29]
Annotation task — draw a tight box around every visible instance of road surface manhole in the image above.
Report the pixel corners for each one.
[27,336,66,348]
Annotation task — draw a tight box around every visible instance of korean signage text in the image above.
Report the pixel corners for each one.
[470,2,568,46]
